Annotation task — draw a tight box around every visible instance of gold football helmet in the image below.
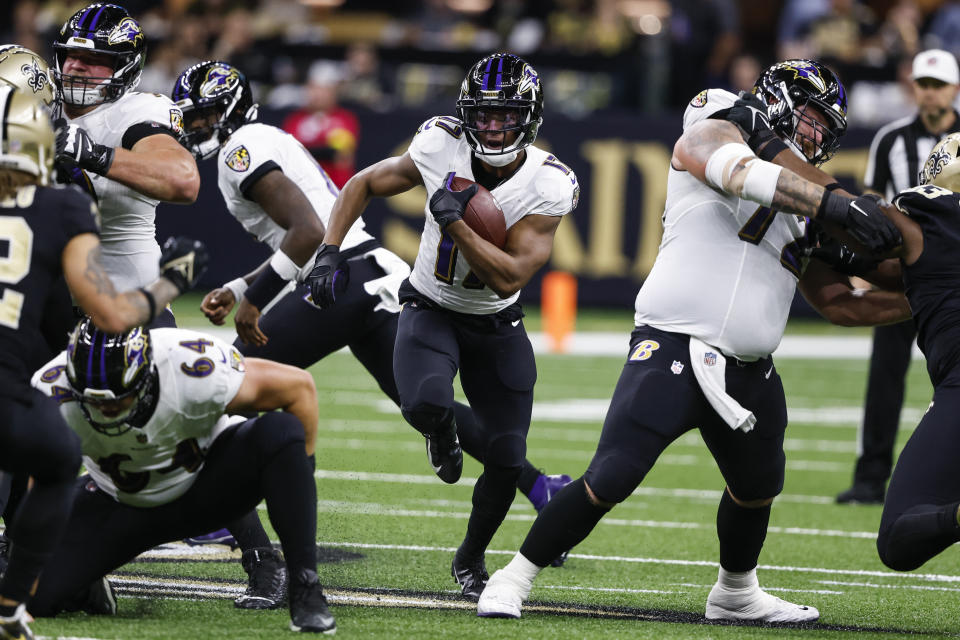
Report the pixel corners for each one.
[0,44,55,106]
[920,132,960,193]
[0,86,55,185]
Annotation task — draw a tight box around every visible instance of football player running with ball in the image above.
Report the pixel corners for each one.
[308,53,579,600]
[51,3,200,324]
[171,59,574,607]
[476,60,911,622]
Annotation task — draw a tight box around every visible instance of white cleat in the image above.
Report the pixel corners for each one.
[476,569,532,619]
[706,582,819,623]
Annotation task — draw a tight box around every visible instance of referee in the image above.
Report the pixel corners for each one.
[837,49,960,505]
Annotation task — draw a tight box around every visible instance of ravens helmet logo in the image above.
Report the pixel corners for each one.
[200,64,241,99]
[107,17,144,47]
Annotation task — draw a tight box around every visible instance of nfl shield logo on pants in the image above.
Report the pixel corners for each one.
[671,360,684,375]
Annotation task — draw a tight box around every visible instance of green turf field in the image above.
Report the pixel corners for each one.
[28,297,949,639]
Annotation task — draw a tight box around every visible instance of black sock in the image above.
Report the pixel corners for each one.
[516,464,542,496]
[226,509,272,550]
[458,465,520,561]
[0,542,49,604]
[262,442,317,574]
[519,477,609,567]
[716,489,770,572]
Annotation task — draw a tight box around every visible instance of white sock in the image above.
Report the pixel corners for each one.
[717,567,759,590]
[503,553,542,583]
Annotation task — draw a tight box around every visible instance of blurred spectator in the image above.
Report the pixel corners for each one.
[668,0,741,107]
[923,0,960,60]
[797,0,881,67]
[847,55,917,127]
[282,61,359,189]
[726,52,763,94]
[338,42,395,112]
[877,0,922,64]
[777,0,831,60]
[139,18,209,96]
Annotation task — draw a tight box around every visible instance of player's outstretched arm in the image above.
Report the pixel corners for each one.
[63,233,208,333]
[322,152,423,246]
[106,133,200,203]
[799,258,911,326]
[226,358,319,455]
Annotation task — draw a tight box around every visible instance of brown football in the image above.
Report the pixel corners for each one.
[450,176,507,249]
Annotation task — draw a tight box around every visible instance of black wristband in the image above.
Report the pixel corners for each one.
[817,190,851,225]
[138,287,157,320]
[824,182,843,192]
[244,264,289,310]
[754,136,789,162]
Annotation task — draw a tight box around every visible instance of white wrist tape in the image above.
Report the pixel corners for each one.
[704,142,753,191]
[704,142,782,207]
[223,277,248,302]
[269,249,301,281]
[740,158,782,207]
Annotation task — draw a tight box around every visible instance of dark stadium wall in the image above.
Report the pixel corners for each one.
[157,106,876,313]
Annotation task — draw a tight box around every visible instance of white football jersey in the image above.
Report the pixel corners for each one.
[217,123,376,280]
[32,328,246,507]
[407,116,579,314]
[64,91,185,289]
[634,89,809,360]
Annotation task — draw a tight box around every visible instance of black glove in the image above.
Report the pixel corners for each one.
[805,236,879,276]
[724,91,788,160]
[818,192,902,254]
[55,122,114,176]
[307,244,349,308]
[159,236,209,293]
[429,172,478,230]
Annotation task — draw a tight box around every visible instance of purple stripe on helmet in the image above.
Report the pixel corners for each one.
[98,331,108,389]
[76,6,95,30]
[495,56,503,90]
[88,5,109,32]
[482,57,494,90]
[85,328,96,388]
[444,172,455,189]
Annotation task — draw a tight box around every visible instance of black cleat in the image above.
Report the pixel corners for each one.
[289,569,336,634]
[451,554,489,601]
[235,547,288,610]
[425,427,463,484]
[836,483,884,505]
[83,576,117,615]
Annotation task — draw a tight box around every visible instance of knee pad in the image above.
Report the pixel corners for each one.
[583,454,644,505]
[401,403,455,437]
[484,433,526,469]
[249,412,305,457]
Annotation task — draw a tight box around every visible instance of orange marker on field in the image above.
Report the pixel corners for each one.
[541,271,577,353]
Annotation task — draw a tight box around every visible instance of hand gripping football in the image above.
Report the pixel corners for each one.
[449,177,507,249]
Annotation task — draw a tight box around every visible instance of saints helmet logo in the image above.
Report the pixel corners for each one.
[922,146,953,184]
[19,58,48,94]
[107,17,144,47]
[199,64,240,99]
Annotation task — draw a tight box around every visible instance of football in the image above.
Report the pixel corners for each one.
[450,176,507,249]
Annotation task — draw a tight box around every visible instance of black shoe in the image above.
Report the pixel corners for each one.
[288,569,336,634]
[836,483,884,505]
[235,547,288,610]
[82,576,117,615]
[425,427,463,484]
[451,554,488,600]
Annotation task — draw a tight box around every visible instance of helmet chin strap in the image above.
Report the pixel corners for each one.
[475,147,519,167]
[196,136,221,160]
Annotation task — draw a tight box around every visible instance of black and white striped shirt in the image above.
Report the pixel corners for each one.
[863,110,960,197]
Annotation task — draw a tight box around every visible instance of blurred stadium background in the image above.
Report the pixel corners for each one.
[5,0,949,310]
